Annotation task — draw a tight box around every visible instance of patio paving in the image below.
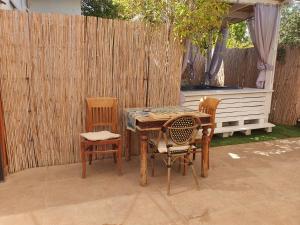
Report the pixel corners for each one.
[0,138,299,225]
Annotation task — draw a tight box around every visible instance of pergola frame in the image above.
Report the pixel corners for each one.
[183,0,286,137]
[226,0,285,90]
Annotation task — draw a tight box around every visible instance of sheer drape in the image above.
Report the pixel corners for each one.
[204,27,228,85]
[248,4,280,88]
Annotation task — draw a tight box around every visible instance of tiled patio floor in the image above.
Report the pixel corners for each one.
[0,138,300,225]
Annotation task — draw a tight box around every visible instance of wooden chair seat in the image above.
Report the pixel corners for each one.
[80,131,120,141]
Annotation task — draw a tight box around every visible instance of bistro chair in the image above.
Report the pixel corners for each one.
[80,97,122,178]
[193,97,220,166]
[149,115,201,195]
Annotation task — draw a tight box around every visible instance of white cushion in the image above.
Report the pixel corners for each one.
[196,131,202,140]
[195,128,212,140]
[150,139,195,153]
[80,131,120,141]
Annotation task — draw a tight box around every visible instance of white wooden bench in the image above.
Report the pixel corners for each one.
[182,88,275,137]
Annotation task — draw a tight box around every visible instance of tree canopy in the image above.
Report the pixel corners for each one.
[227,21,252,48]
[279,3,300,46]
[81,0,119,19]
[81,1,300,48]
[115,0,229,52]
[82,0,229,53]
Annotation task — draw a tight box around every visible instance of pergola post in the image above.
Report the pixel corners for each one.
[264,8,281,123]
[264,10,281,90]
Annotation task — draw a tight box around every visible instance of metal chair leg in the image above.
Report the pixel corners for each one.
[126,129,131,161]
[167,155,171,195]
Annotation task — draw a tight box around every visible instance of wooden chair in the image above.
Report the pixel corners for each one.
[193,97,220,165]
[80,97,122,178]
[149,115,201,195]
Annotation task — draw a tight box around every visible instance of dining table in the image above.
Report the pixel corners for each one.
[124,106,212,186]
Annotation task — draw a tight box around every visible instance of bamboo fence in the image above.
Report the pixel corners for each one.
[0,10,182,173]
[269,47,300,125]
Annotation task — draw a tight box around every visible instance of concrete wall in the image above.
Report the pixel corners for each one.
[29,0,81,15]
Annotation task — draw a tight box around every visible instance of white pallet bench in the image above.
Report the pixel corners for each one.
[182,88,275,138]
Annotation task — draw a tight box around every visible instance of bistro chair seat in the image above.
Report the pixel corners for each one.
[80,97,122,178]
[149,139,196,153]
[149,115,201,195]
[80,131,120,141]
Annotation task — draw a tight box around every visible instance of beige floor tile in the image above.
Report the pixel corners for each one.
[0,213,38,225]
[0,138,299,225]
[0,183,46,216]
[123,193,181,225]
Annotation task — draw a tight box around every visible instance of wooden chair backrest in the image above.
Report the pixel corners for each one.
[159,115,201,147]
[198,97,220,123]
[86,97,118,133]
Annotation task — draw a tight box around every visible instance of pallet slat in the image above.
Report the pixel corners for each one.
[184,100,265,108]
[182,88,274,137]
[216,105,265,113]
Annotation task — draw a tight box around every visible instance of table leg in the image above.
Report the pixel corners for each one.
[140,134,148,186]
[126,129,131,161]
[201,126,209,177]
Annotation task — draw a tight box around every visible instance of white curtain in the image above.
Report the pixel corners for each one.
[248,4,280,89]
[10,0,28,10]
[204,27,228,85]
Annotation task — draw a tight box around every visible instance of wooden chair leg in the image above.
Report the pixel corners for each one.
[208,150,210,169]
[193,151,196,160]
[167,155,172,195]
[113,151,117,164]
[151,154,155,177]
[88,146,93,165]
[126,129,131,161]
[117,142,122,175]
[88,153,92,165]
[111,144,117,163]
[81,149,87,179]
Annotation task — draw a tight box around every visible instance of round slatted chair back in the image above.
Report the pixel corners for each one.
[163,115,201,145]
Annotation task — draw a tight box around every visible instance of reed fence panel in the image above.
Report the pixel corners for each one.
[0,10,182,173]
[269,47,300,125]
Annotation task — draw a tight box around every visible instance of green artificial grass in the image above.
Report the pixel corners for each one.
[211,124,300,147]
